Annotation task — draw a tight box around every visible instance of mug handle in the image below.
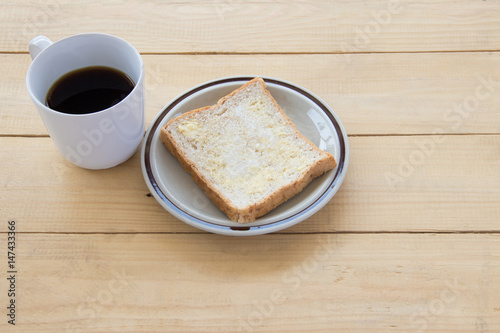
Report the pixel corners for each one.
[28,36,53,60]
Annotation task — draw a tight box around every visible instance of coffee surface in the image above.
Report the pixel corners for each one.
[46,66,135,114]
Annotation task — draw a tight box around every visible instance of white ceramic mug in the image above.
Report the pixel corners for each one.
[26,33,145,169]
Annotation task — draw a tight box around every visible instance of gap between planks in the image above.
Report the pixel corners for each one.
[2,133,500,139]
[3,50,500,56]
[1,230,499,235]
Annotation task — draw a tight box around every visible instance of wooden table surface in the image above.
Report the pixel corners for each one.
[1,1,500,332]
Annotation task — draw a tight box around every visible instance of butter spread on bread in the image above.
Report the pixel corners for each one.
[160,78,337,223]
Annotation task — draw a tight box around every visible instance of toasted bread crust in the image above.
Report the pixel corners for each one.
[160,116,241,221]
[160,78,336,223]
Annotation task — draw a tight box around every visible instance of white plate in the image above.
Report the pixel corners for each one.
[141,76,349,236]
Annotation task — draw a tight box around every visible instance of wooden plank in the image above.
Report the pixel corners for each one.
[1,233,498,332]
[2,0,500,54]
[3,52,500,136]
[1,135,499,233]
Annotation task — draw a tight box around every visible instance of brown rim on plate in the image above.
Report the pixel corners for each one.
[142,76,347,234]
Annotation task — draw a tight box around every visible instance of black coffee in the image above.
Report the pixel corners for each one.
[46,66,135,114]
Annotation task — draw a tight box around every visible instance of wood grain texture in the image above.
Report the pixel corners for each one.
[2,0,500,54]
[0,233,498,332]
[3,52,500,136]
[2,1,500,331]
[1,135,498,233]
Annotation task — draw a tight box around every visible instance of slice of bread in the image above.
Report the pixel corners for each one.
[160,78,337,223]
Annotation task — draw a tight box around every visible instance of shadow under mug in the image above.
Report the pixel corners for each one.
[26,33,145,169]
